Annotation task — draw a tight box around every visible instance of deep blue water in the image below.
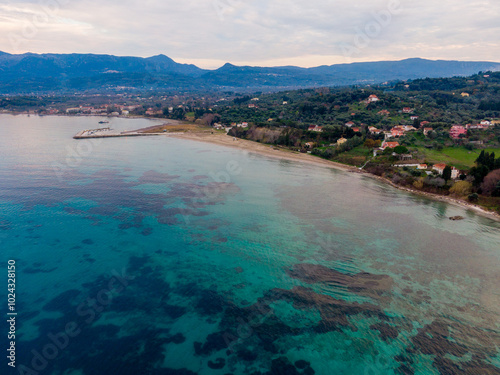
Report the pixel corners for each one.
[1,114,499,375]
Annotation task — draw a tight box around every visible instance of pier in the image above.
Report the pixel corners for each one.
[73,127,159,139]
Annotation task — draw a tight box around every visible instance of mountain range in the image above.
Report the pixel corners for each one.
[0,51,499,93]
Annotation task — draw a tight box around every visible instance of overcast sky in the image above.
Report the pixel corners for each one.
[0,0,499,69]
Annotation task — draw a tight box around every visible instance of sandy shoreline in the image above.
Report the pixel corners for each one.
[170,132,358,171]
[170,132,500,222]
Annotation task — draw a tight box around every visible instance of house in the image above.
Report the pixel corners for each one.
[337,137,348,146]
[432,164,460,179]
[423,127,433,136]
[433,163,447,175]
[369,126,383,134]
[449,125,467,139]
[352,127,361,133]
[402,107,414,114]
[345,121,355,128]
[308,125,323,132]
[248,104,257,108]
[381,141,399,150]
[391,127,405,137]
[461,92,470,97]
[417,164,428,170]
[283,101,288,105]
[305,142,315,148]
[480,120,491,126]
[367,95,380,103]
[378,110,390,116]
[403,125,417,132]
[410,116,419,120]
[420,121,430,126]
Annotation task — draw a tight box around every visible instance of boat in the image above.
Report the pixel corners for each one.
[98,121,109,124]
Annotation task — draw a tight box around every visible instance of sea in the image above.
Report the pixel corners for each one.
[1,114,499,375]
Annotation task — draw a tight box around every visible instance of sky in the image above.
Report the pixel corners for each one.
[0,0,499,69]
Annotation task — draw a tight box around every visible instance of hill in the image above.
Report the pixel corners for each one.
[0,52,499,93]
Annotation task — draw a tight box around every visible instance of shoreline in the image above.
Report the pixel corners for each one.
[170,132,500,222]
[3,113,498,222]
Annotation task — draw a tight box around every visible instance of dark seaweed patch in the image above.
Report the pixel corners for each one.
[395,364,414,374]
[266,286,389,333]
[265,357,315,375]
[24,266,57,274]
[16,255,194,375]
[287,264,393,300]
[43,289,82,312]
[208,358,226,369]
[369,322,399,342]
[165,333,185,344]
[196,290,226,315]
[237,349,257,361]
[194,332,229,356]
[410,320,500,374]
[162,304,187,319]
[138,170,180,184]
[294,360,310,369]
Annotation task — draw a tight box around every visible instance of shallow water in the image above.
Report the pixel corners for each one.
[1,114,499,375]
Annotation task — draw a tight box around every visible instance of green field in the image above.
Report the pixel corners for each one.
[416,147,500,170]
[332,145,372,167]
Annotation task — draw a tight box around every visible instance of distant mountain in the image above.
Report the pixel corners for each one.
[0,52,499,93]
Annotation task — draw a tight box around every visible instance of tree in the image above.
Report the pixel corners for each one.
[442,166,452,182]
[393,145,409,155]
[469,165,490,187]
[481,169,500,196]
[364,139,377,148]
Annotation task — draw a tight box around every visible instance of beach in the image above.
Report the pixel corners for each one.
[170,132,357,170]
[170,132,500,222]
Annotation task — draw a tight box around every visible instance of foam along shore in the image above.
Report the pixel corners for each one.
[169,132,500,222]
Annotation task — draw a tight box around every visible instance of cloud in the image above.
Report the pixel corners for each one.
[0,0,498,68]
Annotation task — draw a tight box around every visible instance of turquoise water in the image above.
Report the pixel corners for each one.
[1,114,499,375]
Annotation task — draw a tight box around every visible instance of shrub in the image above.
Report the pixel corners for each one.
[425,176,446,187]
[468,193,479,202]
[413,178,424,189]
[411,169,423,177]
[449,181,472,197]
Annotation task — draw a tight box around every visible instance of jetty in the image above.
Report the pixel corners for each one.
[73,127,159,139]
